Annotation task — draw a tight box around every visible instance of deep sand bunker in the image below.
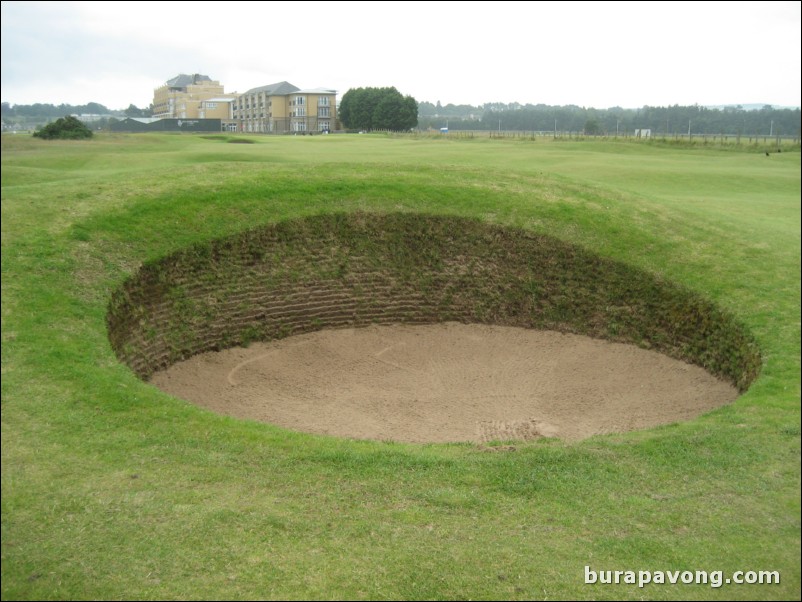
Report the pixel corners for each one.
[108,213,761,443]
[150,322,739,443]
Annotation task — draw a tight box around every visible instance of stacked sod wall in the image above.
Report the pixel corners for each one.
[107,212,761,390]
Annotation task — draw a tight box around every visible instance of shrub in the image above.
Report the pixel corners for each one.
[33,115,93,140]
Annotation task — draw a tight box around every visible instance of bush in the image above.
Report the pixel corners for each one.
[33,115,93,140]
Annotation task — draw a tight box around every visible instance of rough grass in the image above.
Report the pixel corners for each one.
[2,132,800,600]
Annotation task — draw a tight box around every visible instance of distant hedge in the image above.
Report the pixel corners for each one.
[33,115,93,140]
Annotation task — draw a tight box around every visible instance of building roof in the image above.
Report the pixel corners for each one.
[295,88,337,95]
[166,73,215,88]
[243,81,300,96]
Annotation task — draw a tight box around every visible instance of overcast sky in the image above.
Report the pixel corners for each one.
[2,0,800,110]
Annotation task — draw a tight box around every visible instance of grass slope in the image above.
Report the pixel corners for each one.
[2,132,800,600]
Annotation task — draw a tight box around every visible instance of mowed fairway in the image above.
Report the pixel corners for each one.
[2,132,800,600]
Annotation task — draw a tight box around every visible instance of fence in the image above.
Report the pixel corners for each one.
[412,129,800,145]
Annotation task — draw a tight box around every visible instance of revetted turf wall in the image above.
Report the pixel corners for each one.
[107,212,761,391]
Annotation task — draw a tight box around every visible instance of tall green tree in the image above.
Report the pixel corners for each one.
[584,119,601,135]
[124,104,145,117]
[339,87,418,131]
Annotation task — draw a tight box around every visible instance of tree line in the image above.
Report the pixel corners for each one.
[2,102,152,128]
[4,97,799,137]
[418,102,801,137]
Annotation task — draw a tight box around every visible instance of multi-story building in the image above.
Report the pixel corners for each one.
[233,81,337,133]
[152,74,237,120]
[198,98,237,131]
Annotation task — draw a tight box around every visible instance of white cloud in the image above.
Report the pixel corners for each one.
[2,0,800,109]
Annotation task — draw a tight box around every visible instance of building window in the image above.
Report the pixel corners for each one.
[319,97,330,107]
[318,107,330,117]
[296,107,306,117]
[319,121,330,132]
[295,96,305,106]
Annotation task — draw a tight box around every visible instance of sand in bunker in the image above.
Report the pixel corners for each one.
[150,323,739,443]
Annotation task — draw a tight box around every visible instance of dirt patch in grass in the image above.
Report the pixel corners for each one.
[150,322,738,442]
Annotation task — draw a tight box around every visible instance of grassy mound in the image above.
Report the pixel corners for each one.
[108,212,760,390]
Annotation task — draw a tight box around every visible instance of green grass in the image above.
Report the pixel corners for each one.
[2,132,800,600]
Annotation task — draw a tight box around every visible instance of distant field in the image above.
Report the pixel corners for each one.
[2,132,800,600]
